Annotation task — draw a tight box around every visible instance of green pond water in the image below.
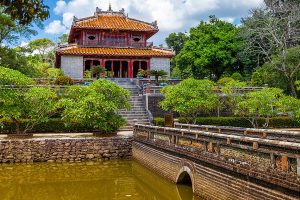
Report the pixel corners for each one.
[0,160,201,200]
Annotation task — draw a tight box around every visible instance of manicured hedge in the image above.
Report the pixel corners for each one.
[0,119,97,134]
[154,117,300,128]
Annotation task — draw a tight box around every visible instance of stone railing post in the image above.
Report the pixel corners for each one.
[297,157,300,176]
[281,155,289,172]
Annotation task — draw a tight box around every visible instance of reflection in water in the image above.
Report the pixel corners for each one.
[0,160,201,200]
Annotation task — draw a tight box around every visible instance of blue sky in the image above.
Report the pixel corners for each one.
[25,0,263,46]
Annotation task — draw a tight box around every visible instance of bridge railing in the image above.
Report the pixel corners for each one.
[134,124,300,180]
[174,122,300,143]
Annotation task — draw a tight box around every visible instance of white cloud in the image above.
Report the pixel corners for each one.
[45,20,68,34]
[48,0,263,43]
[220,17,235,23]
[54,0,67,15]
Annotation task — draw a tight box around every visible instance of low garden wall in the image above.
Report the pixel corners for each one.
[0,136,133,163]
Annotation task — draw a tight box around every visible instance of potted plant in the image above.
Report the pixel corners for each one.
[149,70,168,85]
[92,66,106,79]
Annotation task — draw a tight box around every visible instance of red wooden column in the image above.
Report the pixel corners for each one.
[111,60,114,77]
[129,59,133,78]
[120,61,123,78]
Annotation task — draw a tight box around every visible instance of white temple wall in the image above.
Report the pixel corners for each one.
[150,58,170,77]
[61,56,84,79]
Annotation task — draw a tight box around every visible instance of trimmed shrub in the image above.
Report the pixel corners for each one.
[154,117,300,128]
[153,118,165,126]
[54,75,74,85]
[0,119,98,134]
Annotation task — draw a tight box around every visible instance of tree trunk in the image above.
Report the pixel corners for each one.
[288,76,297,97]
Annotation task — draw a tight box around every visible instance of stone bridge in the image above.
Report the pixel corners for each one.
[132,123,300,200]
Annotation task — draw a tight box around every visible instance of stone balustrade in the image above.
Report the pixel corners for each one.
[174,123,300,142]
[133,124,300,193]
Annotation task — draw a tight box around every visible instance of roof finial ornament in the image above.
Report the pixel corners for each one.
[96,7,102,13]
[73,16,78,22]
[108,3,113,11]
[119,8,125,14]
[152,20,158,28]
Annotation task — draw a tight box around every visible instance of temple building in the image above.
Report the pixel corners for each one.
[56,6,174,79]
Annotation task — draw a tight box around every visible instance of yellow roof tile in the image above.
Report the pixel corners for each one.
[57,47,174,57]
[73,15,158,32]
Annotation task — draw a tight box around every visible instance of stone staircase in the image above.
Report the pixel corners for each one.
[111,79,150,131]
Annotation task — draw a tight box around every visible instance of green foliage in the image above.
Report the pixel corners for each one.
[235,88,299,128]
[153,116,300,128]
[250,63,289,89]
[91,66,105,78]
[296,80,300,91]
[175,16,241,80]
[84,70,92,79]
[54,75,74,85]
[27,38,55,63]
[153,118,165,126]
[160,78,218,123]
[0,0,49,25]
[137,69,148,77]
[0,11,37,45]
[0,118,101,134]
[58,79,130,133]
[0,68,57,134]
[231,72,244,81]
[0,47,44,77]
[57,34,69,44]
[150,70,168,83]
[47,68,64,78]
[216,77,235,86]
[221,80,247,112]
[179,117,299,128]
[0,66,34,85]
[165,32,188,55]
[170,66,182,79]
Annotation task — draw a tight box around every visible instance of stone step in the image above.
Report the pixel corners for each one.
[126,119,150,123]
[120,111,148,114]
[120,114,148,117]
[123,117,149,121]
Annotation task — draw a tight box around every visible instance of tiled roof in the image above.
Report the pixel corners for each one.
[73,15,158,32]
[57,47,174,57]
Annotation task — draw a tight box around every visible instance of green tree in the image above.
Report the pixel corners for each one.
[165,32,188,55]
[0,67,56,135]
[235,88,299,128]
[221,80,247,113]
[0,0,49,25]
[0,47,45,77]
[175,16,241,80]
[0,11,37,45]
[27,38,55,63]
[57,34,69,45]
[58,79,130,133]
[160,78,218,123]
[240,1,300,97]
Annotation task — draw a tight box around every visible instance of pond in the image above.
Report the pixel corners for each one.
[0,160,201,200]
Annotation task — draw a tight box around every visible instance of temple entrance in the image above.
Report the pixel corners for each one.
[133,60,148,78]
[133,61,139,78]
[105,60,129,78]
[121,61,128,77]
